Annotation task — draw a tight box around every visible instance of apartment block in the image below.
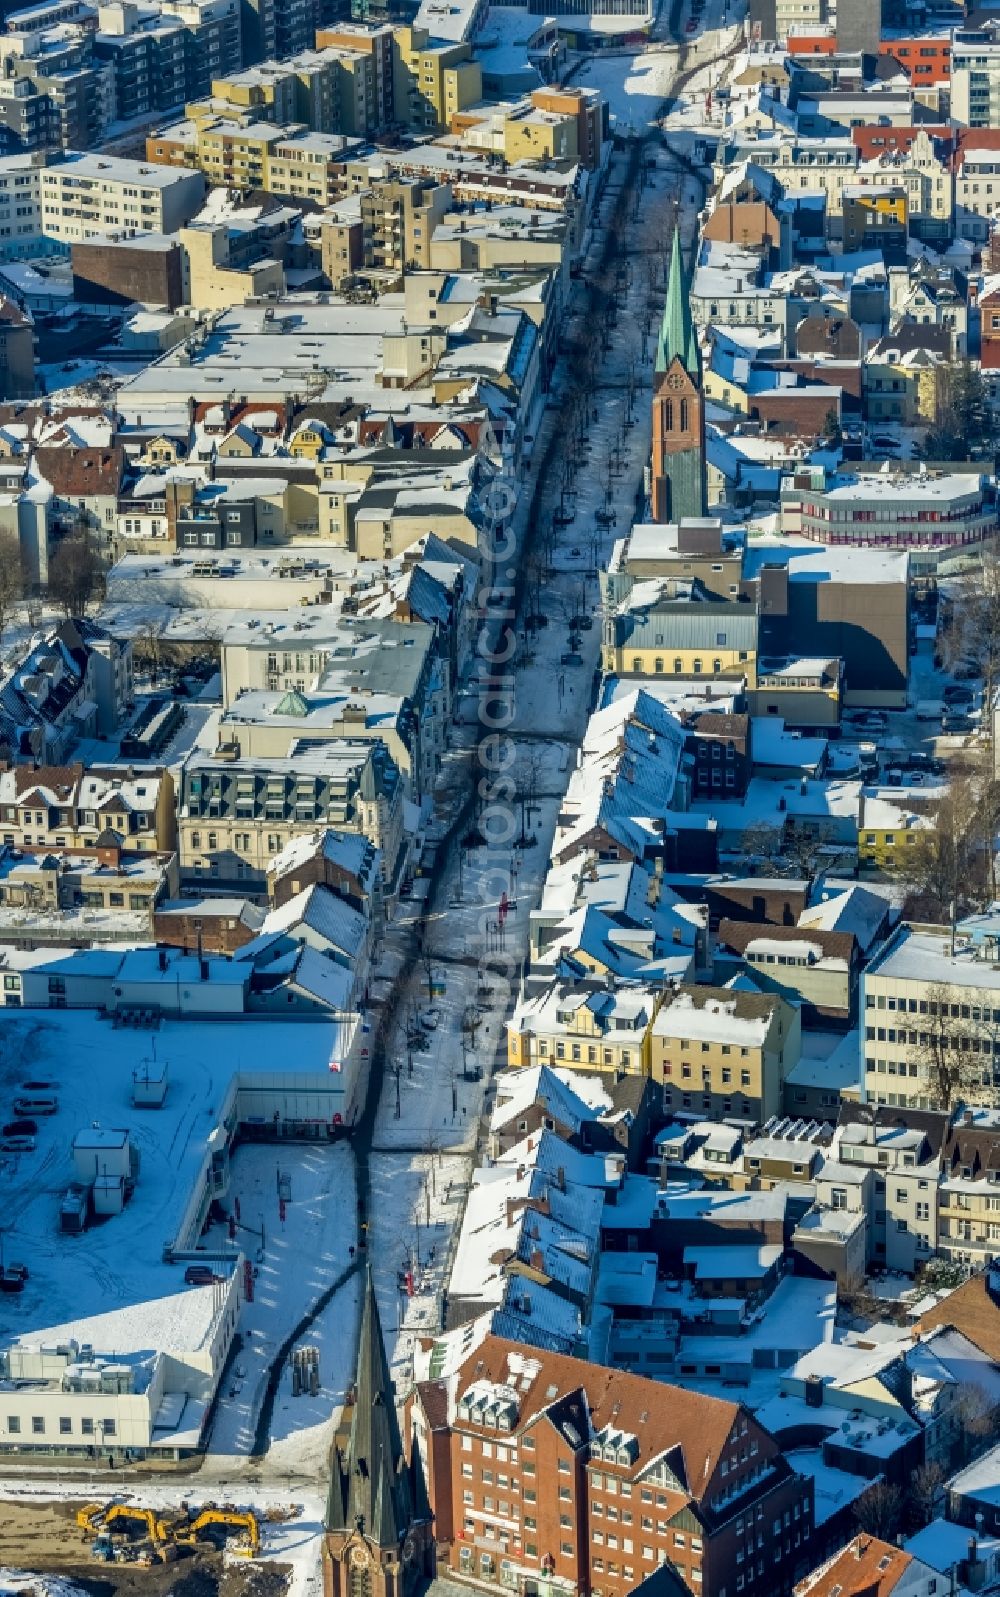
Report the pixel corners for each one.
[316,22,394,126]
[391,25,482,133]
[952,26,1000,128]
[409,1336,815,1597]
[39,153,205,245]
[176,743,404,890]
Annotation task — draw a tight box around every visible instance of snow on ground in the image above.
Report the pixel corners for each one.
[574,46,680,129]
[368,1149,468,1393]
[0,1483,326,1597]
[202,1141,358,1471]
[70,701,219,772]
[0,28,740,1597]
[0,1011,346,1344]
[0,1572,98,1597]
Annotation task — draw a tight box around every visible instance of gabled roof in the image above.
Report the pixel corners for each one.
[441,1335,750,1506]
[795,1536,910,1597]
[33,445,126,499]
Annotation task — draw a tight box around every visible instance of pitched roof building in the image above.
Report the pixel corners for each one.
[408,1335,814,1597]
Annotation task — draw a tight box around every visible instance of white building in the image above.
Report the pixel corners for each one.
[39,152,205,245]
[862,925,1000,1111]
[0,153,47,259]
[0,996,361,1458]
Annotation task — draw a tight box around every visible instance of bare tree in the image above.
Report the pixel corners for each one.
[909,1461,945,1527]
[780,820,829,881]
[0,528,24,644]
[892,773,996,920]
[951,1382,1000,1464]
[852,1481,903,1541]
[47,531,104,618]
[133,617,168,687]
[912,981,1000,1112]
[516,746,544,848]
[741,818,785,873]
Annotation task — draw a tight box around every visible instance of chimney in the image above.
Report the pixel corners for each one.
[158,947,168,972]
[529,1248,544,1271]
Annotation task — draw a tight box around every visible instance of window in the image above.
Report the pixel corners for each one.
[7,1416,19,1434]
[31,1417,44,1434]
[59,1417,72,1435]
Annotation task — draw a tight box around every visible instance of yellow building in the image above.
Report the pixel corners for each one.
[747,656,842,728]
[602,596,758,683]
[263,133,350,208]
[857,790,935,871]
[506,983,663,1077]
[651,984,801,1124]
[501,103,575,164]
[391,26,482,133]
[209,64,297,120]
[842,183,908,256]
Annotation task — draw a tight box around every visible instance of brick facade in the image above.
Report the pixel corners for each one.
[651,359,707,524]
[409,1337,814,1597]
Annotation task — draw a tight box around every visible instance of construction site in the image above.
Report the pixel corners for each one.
[0,1497,295,1597]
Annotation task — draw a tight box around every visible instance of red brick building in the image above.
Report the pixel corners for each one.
[979,281,1000,370]
[408,1337,814,1597]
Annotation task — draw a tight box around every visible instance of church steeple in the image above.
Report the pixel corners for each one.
[327,1266,412,1547]
[649,227,707,524]
[656,227,699,377]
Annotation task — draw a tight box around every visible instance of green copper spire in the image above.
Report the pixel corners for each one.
[656,226,698,376]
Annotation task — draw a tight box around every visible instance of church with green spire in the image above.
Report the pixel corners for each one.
[650,227,707,524]
[323,1267,432,1597]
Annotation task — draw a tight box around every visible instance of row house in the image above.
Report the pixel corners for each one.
[0,762,176,853]
[652,984,802,1125]
[177,741,404,892]
[937,1111,1000,1270]
[507,981,665,1078]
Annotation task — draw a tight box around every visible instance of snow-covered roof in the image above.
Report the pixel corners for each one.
[653,986,778,1047]
[490,1063,612,1135]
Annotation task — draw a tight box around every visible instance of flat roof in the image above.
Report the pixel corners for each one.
[0,1007,349,1353]
[45,151,198,191]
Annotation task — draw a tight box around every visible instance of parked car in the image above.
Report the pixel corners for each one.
[12,1095,56,1117]
[184,1263,217,1286]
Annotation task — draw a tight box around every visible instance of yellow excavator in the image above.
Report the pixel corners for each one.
[174,1507,260,1558]
[76,1502,178,1563]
